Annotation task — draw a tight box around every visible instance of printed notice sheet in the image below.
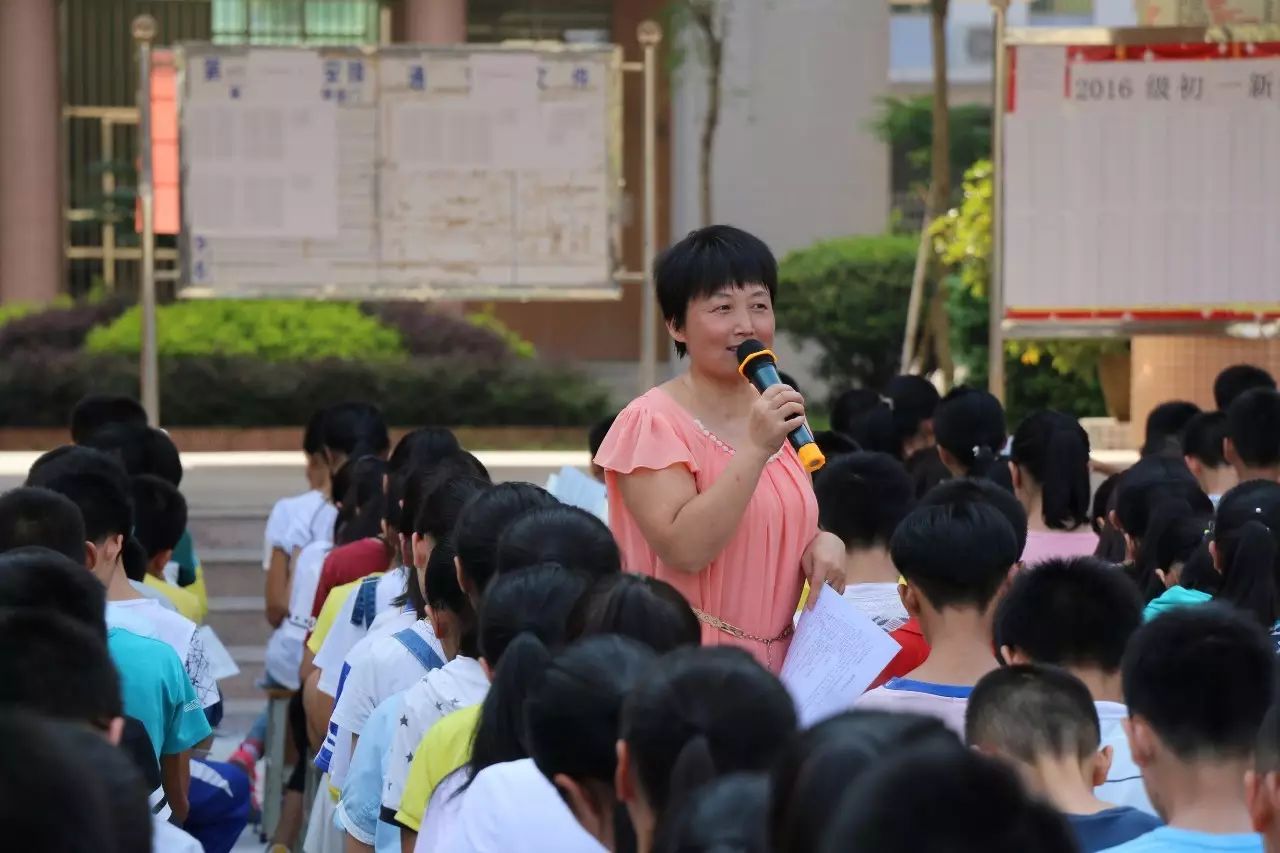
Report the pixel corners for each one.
[780,586,901,727]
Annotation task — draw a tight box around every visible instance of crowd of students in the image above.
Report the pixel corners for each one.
[3,354,1280,853]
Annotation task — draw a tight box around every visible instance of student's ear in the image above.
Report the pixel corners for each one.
[1009,461,1022,491]
[1091,745,1114,788]
[615,740,635,803]
[411,533,430,572]
[83,540,99,571]
[454,556,472,599]
[1224,437,1242,471]
[1246,770,1267,833]
[1000,646,1032,666]
[553,774,609,839]
[898,582,923,619]
[1184,455,1203,480]
[1124,717,1157,769]
[106,716,125,747]
[938,446,962,477]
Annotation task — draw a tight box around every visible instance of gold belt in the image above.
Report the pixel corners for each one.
[693,608,795,668]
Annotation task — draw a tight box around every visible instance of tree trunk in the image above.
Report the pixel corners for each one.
[921,0,954,384]
[691,4,723,226]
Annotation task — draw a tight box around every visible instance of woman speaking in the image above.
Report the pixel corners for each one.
[595,225,847,672]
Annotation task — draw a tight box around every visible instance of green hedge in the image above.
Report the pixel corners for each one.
[0,351,611,428]
[775,235,918,390]
[86,300,406,362]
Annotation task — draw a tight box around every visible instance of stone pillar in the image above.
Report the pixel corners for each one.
[403,0,467,44]
[0,0,62,304]
[1131,335,1280,443]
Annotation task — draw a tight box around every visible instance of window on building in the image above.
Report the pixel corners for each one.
[211,0,378,45]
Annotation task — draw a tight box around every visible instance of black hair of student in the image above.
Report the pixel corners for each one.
[0,487,87,563]
[303,407,328,457]
[1090,473,1128,562]
[1183,410,1229,468]
[494,505,622,581]
[0,547,107,637]
[813,451,915,550]
[812,430,860,461]
[654,225,778,358]
[395,456,488,615]
[994,556,1143,673]
[1009,410,1091,531]
[1215,364,1277,411]
[1227,388,1280,470]
[121,537,148,583]
[452,481,558,596]
[892,486,1019,610]
[1124,604,1273,759]
[1178,543,1222,596]
[933,386,1007,479]
[424,541,478,658]
[1112,455,1203,541]
[920,476,1028,560]
[0,608,122,728]
[817,745,1077,853]
[0,710,116,853]
[1142,400,1202,457]
[1255,705,1280,774]
[966,664,1101,763]
[828,388,887,448]
[620,646,797,823]
[69,393,148,445]
[1116,473,1213,600]
[332,456,388,546]
[568,573,701,652]
[58,724,153,853]
[1213,480,1280,629]
[26,444,129,493]
[465,563,590,788]
[589,414,618,460]
[39,471,133,545]
[885,374,941,434]
[81,423,183,486]
[413,473,492,543]
[653,773,770,853]
[320,401,390,462]
[525,635,657,839]
[128,474,188,559]
[384,428,463,531]
[769,711,960,853]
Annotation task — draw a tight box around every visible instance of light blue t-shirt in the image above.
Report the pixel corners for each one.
[1101,827,1263,852]
[108,627,212,757]
[337,691,405,853]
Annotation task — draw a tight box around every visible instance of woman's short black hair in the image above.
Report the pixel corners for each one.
[654,225,778,358]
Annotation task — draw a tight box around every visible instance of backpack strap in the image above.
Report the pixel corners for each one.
[392,627,444,672]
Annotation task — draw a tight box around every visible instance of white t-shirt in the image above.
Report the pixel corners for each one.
[383,656,490,816]
[106,598,220,710]
[264,540,332,689]
[154,816,203,853]
[853,678,971,737]
[314,568,411,697]
[1096,700,1156,816]
[444,759,606,853]
[325,619,446,790]
[129,579,178,612]
[842,582,910,631]
[416,768,467,853]
[264,489,336,569]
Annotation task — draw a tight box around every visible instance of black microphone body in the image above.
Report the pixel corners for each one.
[736,340,826,472]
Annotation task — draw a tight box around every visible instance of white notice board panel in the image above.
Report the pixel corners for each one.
[178,44,622,300]
[1001,33,1280,331]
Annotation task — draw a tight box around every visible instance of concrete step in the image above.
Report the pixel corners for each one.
[189,511,269,556]
[202,559,267,600]
[206,603,272,651]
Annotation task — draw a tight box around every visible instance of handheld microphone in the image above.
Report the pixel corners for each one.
[736,339,826,473]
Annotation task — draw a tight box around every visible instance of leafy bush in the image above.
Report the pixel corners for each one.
[0,352,611,428]
[0,300,127,357]
[359,302,515,363]
[775,235,918,389]
[85,300,406,362]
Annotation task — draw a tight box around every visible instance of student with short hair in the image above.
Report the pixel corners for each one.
[884,375,951,498]
[1215,365,1276,411]
[654,773,769,853]
[1182,411,1237,504]
[130,474,201,621]
[1245,707,1280,853]
[967,665,1162,851]
[1102,606,1273,852]
[854,484,1021,733]
[995,555,1154,813]
[618,646,798,853]
[0,486,87,563]
[1009,410,1099,563]
[769,710,960,853]
[69,393,149,444]
[932,386,1009,487]
[1226,389,1280,483]
[1142,401,1202,459]
[813,451,916,630]
[818,742,1078,853]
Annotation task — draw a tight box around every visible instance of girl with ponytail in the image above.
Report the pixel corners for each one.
[618,646,797,853]
[1210,480,1280,632]
[1112,457,1213,601]
[1009,411,1098,564]
[932,387,1011,490]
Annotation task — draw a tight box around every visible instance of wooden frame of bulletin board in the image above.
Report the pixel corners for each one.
[988,15,1280,397]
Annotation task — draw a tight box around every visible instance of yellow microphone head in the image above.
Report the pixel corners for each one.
[797,443,826,473]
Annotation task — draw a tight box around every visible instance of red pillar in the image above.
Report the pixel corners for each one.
[403,0,467,43]
[0,0,62,303]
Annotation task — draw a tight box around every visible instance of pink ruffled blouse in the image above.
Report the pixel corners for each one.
[594,387,819,672]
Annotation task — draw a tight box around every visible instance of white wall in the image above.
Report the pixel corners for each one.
[668,0,891,396]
